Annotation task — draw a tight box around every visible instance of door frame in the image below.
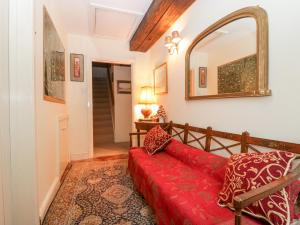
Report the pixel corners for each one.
[6,0,39,223]
[88,58,134,159]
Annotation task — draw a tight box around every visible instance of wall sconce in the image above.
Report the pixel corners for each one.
[164,31,181,55]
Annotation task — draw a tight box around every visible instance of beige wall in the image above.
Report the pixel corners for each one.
[67,34,135,159]
[35,0,69,220]
[113,65,132,142]
[133,0,300,144]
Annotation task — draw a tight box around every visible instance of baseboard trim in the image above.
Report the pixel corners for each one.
[39,176,60,222]
[60,163,72,183]
[70,152,90,161]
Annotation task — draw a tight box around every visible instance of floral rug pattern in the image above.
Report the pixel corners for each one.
[43,159,156,225]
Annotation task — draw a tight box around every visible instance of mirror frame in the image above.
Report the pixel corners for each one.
[185,6,271,100]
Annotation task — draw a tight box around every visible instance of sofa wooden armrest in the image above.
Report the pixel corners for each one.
[129,132,147,147]
[233,164,300,225]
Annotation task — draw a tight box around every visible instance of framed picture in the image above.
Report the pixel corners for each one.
[154,63,168,95]
[199,67,207,88]
[43,7,65,104]
[117,80,131,94]
[70,53,84,82]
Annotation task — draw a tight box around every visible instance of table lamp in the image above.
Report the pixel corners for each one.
[139,86,156,119]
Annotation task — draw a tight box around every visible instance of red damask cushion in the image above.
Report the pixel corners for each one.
[144,125,172,155]
[218,151,296,225]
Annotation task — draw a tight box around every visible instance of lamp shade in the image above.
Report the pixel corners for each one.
[139,86,156,104]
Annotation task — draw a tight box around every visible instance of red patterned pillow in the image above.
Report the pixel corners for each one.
[218,151,296,225]
[289,159,300,220]
[144,125,172,155]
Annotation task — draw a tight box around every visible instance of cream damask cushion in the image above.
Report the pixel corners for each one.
[218,151,296,225]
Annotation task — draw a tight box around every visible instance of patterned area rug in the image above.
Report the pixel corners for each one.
[43,158,156,225]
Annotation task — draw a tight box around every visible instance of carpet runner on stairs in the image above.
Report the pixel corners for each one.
[93,77,114,146]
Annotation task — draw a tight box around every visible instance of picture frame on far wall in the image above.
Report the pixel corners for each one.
[154,63,168,95]
[70,53,84,82]
[199,67,207,88]
[117,80,131,94]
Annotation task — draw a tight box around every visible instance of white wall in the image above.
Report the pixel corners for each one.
[0,0,10,224]
[131,53,154,124]
[114,65,132,142]
[35,0,69,220]
[133,0,300,144]
[190,51,208,95]
[67,34,136,159]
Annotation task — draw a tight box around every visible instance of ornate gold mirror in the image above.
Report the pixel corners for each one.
[185,6,271,100]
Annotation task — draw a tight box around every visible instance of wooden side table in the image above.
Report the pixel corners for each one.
[134,121,169,146]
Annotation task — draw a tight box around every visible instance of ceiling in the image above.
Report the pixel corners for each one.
[56,0,153,40]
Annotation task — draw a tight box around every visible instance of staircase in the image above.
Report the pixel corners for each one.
[93,77,114,146]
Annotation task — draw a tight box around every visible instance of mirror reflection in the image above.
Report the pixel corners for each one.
[189,17,257,97]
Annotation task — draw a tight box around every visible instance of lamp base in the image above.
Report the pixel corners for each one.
[141,108,152,119]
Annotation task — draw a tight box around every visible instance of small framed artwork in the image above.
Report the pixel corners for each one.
[70,53,84,82]
[154,63,168,95]
[117,80,131,94]
[199,67,207,88]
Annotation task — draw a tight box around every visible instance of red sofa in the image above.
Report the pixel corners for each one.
[128,139,264,225]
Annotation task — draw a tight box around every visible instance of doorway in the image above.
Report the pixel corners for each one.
[92,62,132,158]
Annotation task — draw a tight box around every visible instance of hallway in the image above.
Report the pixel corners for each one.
[93,142,129,158]
[92,62,132,158]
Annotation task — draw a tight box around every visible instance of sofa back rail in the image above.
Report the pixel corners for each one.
[130,121,300,155]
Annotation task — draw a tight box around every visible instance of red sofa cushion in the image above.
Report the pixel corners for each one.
[144,125,172,155]
[218,151,296,225]
[165,139,228,182]
[129,147,263,225]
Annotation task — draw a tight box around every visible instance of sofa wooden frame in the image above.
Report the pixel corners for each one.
[129,121,300,225]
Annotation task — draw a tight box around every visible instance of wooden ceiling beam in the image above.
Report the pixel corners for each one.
[130,0,195,52]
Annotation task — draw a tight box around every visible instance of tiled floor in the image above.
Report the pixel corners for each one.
[93,142,130,158]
